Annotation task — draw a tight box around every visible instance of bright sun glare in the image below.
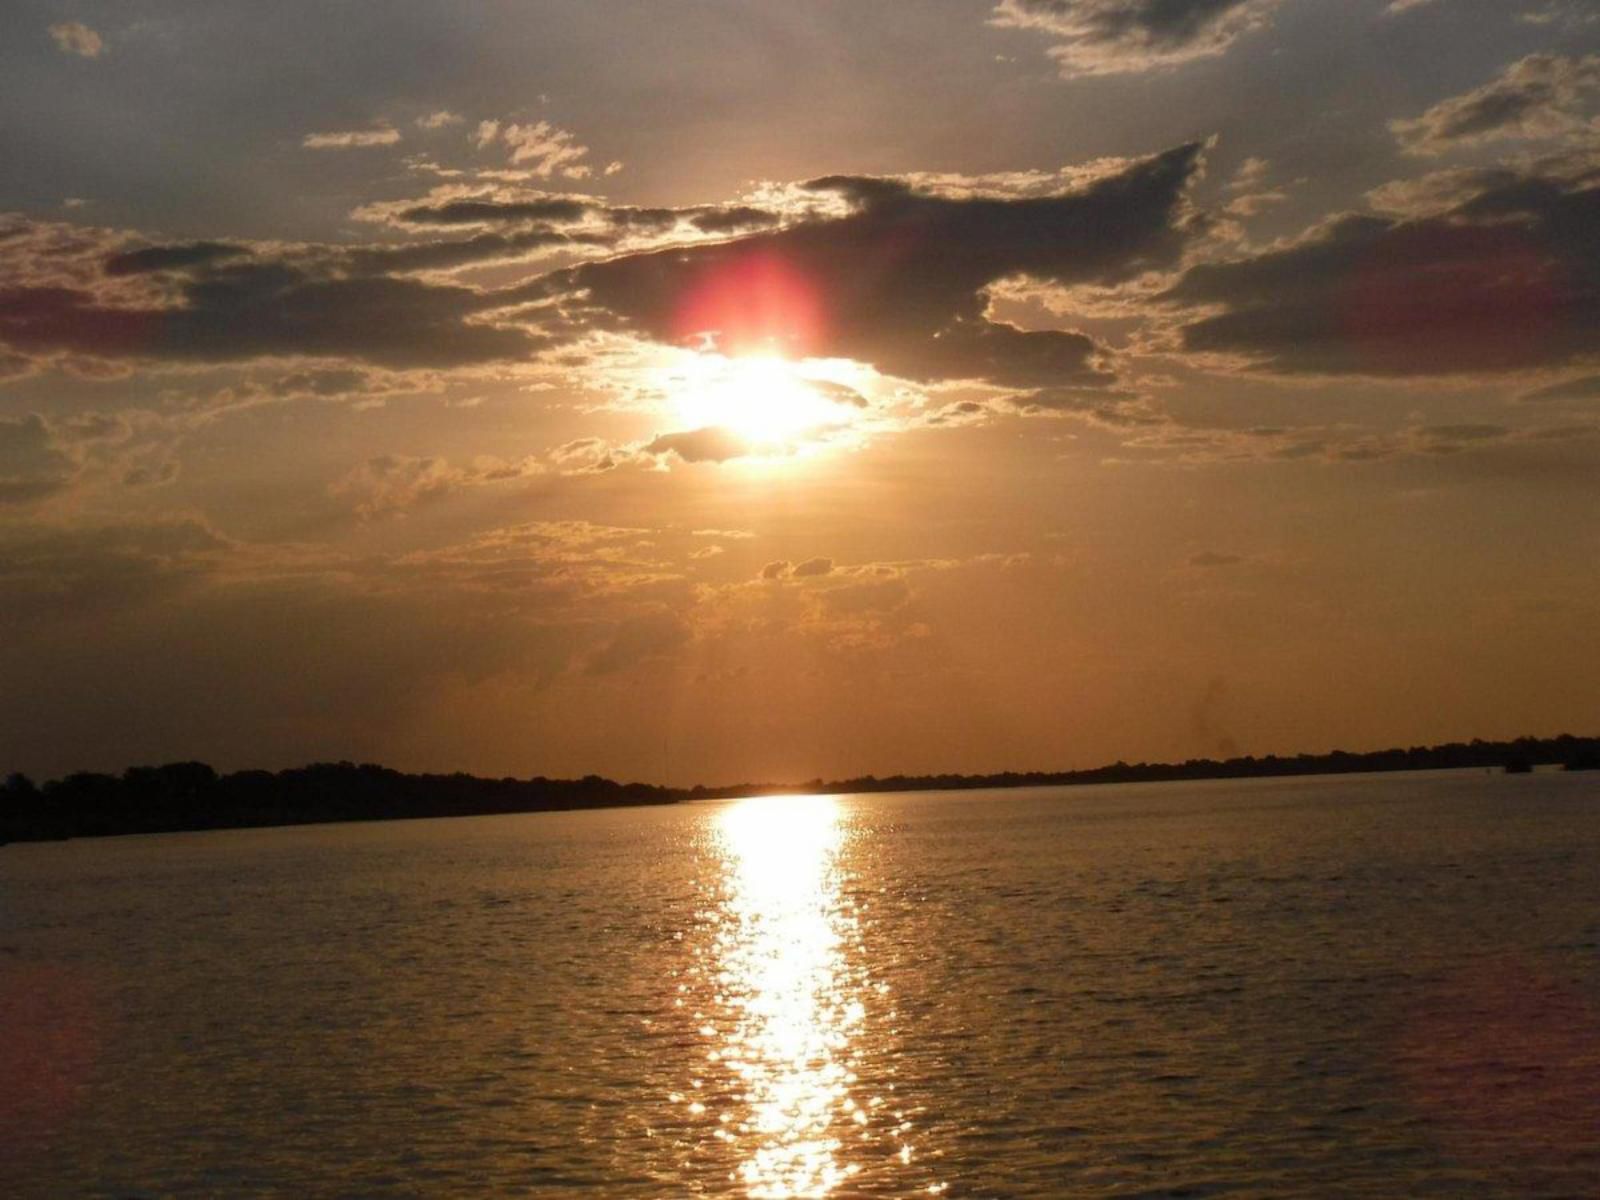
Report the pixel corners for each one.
[669,354,866,451]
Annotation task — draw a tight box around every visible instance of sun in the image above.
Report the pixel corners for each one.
[668,353,866,449]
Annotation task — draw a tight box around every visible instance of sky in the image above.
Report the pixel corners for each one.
[2,0,1598,784]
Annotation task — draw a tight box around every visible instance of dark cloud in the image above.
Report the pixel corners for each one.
[1393,54,1600,155]
[688,206,783,235]
[103,241,250,276]
[540,143,1207,388]
[0,253,543,369]
[1168,162,1600,375]
[272,366,391,396]
[0,147,1201,380]
[791,556,835,577]
[642,426,754,464]
[993,0,1279,75]
[811,380,871,408]
[384,194,779,240]
[395,197,595,226]
[341,228,585,275]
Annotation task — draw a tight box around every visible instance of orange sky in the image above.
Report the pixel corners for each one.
[2,0,1598,781]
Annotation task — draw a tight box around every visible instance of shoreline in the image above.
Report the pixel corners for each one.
[4,734,1596,845]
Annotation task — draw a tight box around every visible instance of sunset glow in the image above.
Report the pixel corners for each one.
[667,355,868,453]
[6,4,1600,1198]
[3,0,1598,824]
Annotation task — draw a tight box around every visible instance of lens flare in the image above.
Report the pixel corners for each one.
[673,252,825,358]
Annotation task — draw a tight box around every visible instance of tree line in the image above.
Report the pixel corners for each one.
[3,733,1596,843]
[0,761,674,843]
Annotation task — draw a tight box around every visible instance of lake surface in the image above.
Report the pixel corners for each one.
[4,770,1600,1197]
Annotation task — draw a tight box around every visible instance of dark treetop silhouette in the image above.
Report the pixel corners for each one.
[3,734,1596,844]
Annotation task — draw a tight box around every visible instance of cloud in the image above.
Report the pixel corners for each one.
[1,145,1202,387]
[340,227,581,275]
[642,426,754,464]
[812,575,910,616]
[1189,550,1243,567]
[0,348,38,382]
[121,460,180,488]
[541,142,1208,389]
[302,127,402,150]
[1522,374,1600,402]
[689,206,782,234]
[474,119,592,178]
[0,519,231,623]
[993,0,1280,76]
[415,110,463,130]
[366,189,782,248]
[1166,159,1600,376]
[1392,54,1600,155]
[1226,157,1271,192]
[0,411,140,507]
[330,452,544,517]
[692,528,755,540]
[0,414,74,505]
[0,519,666,772]
[151,367,438,431]
[704,557,945,656]
[0,231,546,368]
[1521,1,1600,29]
[48,21,104,58]
[549,437,627,473]
[103,241,251,276]
[584,611,692,675]
[1117,416,1596,465]
[754,556,839,581]
[791,556,835,578]
[389,196,595,227]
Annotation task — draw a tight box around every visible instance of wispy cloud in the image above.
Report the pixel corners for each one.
[302,126,402,150]
[993,0,1280,76]
[1392,54,1600,154]
[415,110,463,130]
[472,119,593,178]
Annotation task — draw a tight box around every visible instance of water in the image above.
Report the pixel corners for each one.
[4,770,1599,1197]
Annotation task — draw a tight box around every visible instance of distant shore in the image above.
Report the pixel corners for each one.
[3,734,1597,844]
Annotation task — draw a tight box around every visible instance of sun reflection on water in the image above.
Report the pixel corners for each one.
[710,794,863,1198]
